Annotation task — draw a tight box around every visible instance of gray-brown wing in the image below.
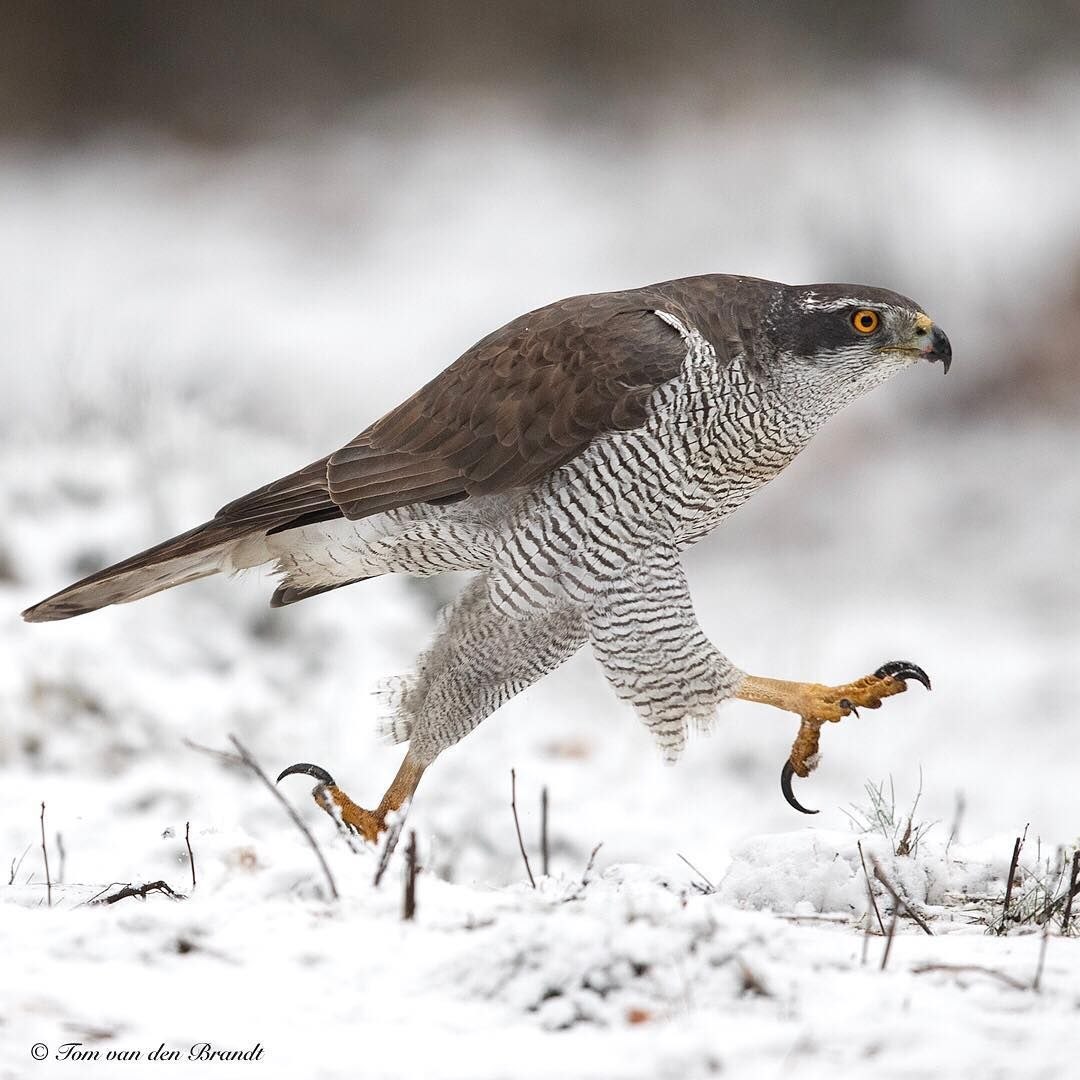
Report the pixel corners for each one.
[325,291,690,519]
[214,290,693,533]
[21,277,761,622]
[221,273,792,529]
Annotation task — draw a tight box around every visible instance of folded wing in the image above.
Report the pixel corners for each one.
[22,291,689,621]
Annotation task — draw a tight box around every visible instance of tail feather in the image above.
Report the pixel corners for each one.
[21,420,485,622]
[269,575,375,609]
[22,452,342,623]
[21,519,261,623]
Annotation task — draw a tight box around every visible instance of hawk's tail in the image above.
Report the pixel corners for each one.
[22,451,345,623]
[20,519,269,623]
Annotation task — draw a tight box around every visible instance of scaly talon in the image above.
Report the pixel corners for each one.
[781,760,820,816]
[277,751,427,846]
[277,762,336,785]
[277,760,386,841]
[873,659,931,690]
[780,716,824,813]
[737,660,932,815]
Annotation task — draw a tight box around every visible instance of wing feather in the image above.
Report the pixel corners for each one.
[322,299,695,515]
[153,276,771,535]
[22,274,777,619]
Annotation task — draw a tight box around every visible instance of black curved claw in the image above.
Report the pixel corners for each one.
[838,698,859,718]
[873,660,932,691]
[781,760,819,816]
[276,762,336,786]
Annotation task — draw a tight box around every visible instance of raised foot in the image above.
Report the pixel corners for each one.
[785,658,931,814]
[277,752,426,846]
[276,762,386,843]
[736,659,931,816]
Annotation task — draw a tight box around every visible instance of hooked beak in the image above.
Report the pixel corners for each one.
[914,313,952,374]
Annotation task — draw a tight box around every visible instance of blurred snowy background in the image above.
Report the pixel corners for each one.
[2,4,1079,1077]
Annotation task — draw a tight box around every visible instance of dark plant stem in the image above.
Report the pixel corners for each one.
[880,907,899,971]
[871,856,933,936]
[581,842,603,887]
[185,821,196,891]
[403,830,418,921]
[94,880,184,905]
[511,768,536,889]
[1062,851,1080,933]
[39,802,52,908]
[677,852,716,893]
[999,827,1027,935]
[858,841,885,936]
[540,786,549,878]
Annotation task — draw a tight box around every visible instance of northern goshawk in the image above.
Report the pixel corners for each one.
[23,274,951,827]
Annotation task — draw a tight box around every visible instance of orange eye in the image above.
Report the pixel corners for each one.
[851,309,880,334]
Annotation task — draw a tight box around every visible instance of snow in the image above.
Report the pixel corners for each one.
[5,832,1079,1079]
[3,83,1080,1078]
[718,830,1006,917]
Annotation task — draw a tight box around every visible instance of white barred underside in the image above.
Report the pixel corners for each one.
[268,309,859,763]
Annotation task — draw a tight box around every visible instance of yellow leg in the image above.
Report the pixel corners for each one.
[735,660,931,814]
[277,750,427,843]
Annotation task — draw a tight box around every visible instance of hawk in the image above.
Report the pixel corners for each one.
[23,274,951,828]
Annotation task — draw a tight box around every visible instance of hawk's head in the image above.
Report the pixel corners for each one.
[766,283,951,388]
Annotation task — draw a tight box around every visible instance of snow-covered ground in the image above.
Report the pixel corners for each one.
[2,84,1079,1079]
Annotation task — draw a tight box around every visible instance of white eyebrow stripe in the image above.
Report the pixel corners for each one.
[798,295,877,312]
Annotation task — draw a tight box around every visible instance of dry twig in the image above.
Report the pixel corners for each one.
[372,814,406,888]
[540,786,549,878]
[998,827,1028,934]
[39,802,52,908]
[1063,851,1080,932]
[182,737,244,767]
[677,852,716,893]
[777,912,849,924]
[1034,849,1080,928]
[581,842,603,887]
[510,768,536,889]
[857,841,886,936]
[880,906,899,971]
[93,880,185,905]
[185,821,196,891]
[371,816,402,885]
[9,843,31,886]
[911,963,1028,991]
[228,735,338,902]
[860,901,872,967]
[871,856,933,936]
[402,830,418,921]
